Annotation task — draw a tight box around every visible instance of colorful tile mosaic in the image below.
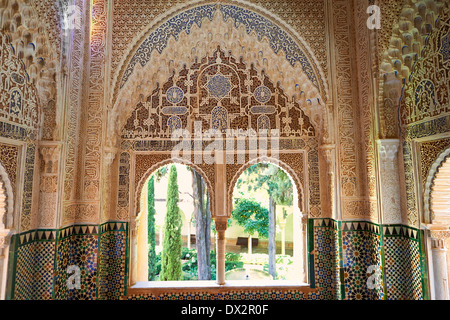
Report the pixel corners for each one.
[383,225,424,300]
[126,290,313,300]
[313,219,339,300]
[341,222,382,300]
[8,219,427,301]
[13,230,56,300]
[14,242,35,300]
[53,225,98,300]
[97,222,128,300]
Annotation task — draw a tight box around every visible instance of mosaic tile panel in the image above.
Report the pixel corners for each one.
[97,222,128,300]
[313,219,339,300]
[126,290,314,300]
[334,223,342,300]
[8,219,426,300]
[383,226,424,300]
[54,225,99,300]
[341,222,382,300]
[13,230,56,300]
[14,242,35,300]
[31,241,55,300]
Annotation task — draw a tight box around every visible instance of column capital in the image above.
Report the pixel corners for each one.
[214,218,228,233]
[39,143,62,174]
[431,238,446,250]
[0,230,12,250]
[378,139,400,162]
[319,144,336,166]
[103,149,118,167]
[39,144,61,160]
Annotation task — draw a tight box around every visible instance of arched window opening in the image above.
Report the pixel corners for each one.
[427,151,450,300]
[135,163,214,282]
[226,162,306,283]
[0,162,14,300]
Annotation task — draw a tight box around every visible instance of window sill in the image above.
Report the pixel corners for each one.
[127,280,316,296]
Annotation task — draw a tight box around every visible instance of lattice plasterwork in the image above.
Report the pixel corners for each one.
[114,1,326,95]
[111,0,328,88]
[109,1,329,147]
[401,11,450,227]
[121,47,316,140]
[120,47,321,220]
[0,34,40,131]
[402,12,450,126]
[379,1,448,139]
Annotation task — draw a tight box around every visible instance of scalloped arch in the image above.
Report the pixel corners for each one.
[424,146,450,226]
[227,156,305,216]
[0,162,14,231]
[112,0,328,102]
[134,158,215,219]
[109,0,328,148]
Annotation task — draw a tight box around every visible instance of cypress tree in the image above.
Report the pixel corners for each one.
[147,176,157,281]
[160,165,183,281]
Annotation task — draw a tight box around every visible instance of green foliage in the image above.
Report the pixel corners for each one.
[160,165,183,281]
[147,176,157,281]
[154,166,168,182]
[225,252,241,262]
[236,163,293,206]
[180,249,243,281]
[154,251,162,278]
[231,198,269,238]
[263,255,294,280]
[210,218,232,234]
[181,247,194,259]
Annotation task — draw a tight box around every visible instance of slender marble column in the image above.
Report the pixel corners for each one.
[215,219,227,285]
[431,238,449,300]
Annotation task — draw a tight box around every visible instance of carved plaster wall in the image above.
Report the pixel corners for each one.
[401,9,450,227]
[117,47,321,224]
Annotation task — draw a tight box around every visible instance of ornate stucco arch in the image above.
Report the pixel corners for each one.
[0,162,14,232]
[423,147,450,226]
[107,0,329,149]
[0,161,14,300]
[226,155,309,283]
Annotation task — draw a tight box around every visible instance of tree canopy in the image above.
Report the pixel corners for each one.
[160,165,183,281]
[236,163,293,206]
[231,198,269,239]
[147,176,157,281]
